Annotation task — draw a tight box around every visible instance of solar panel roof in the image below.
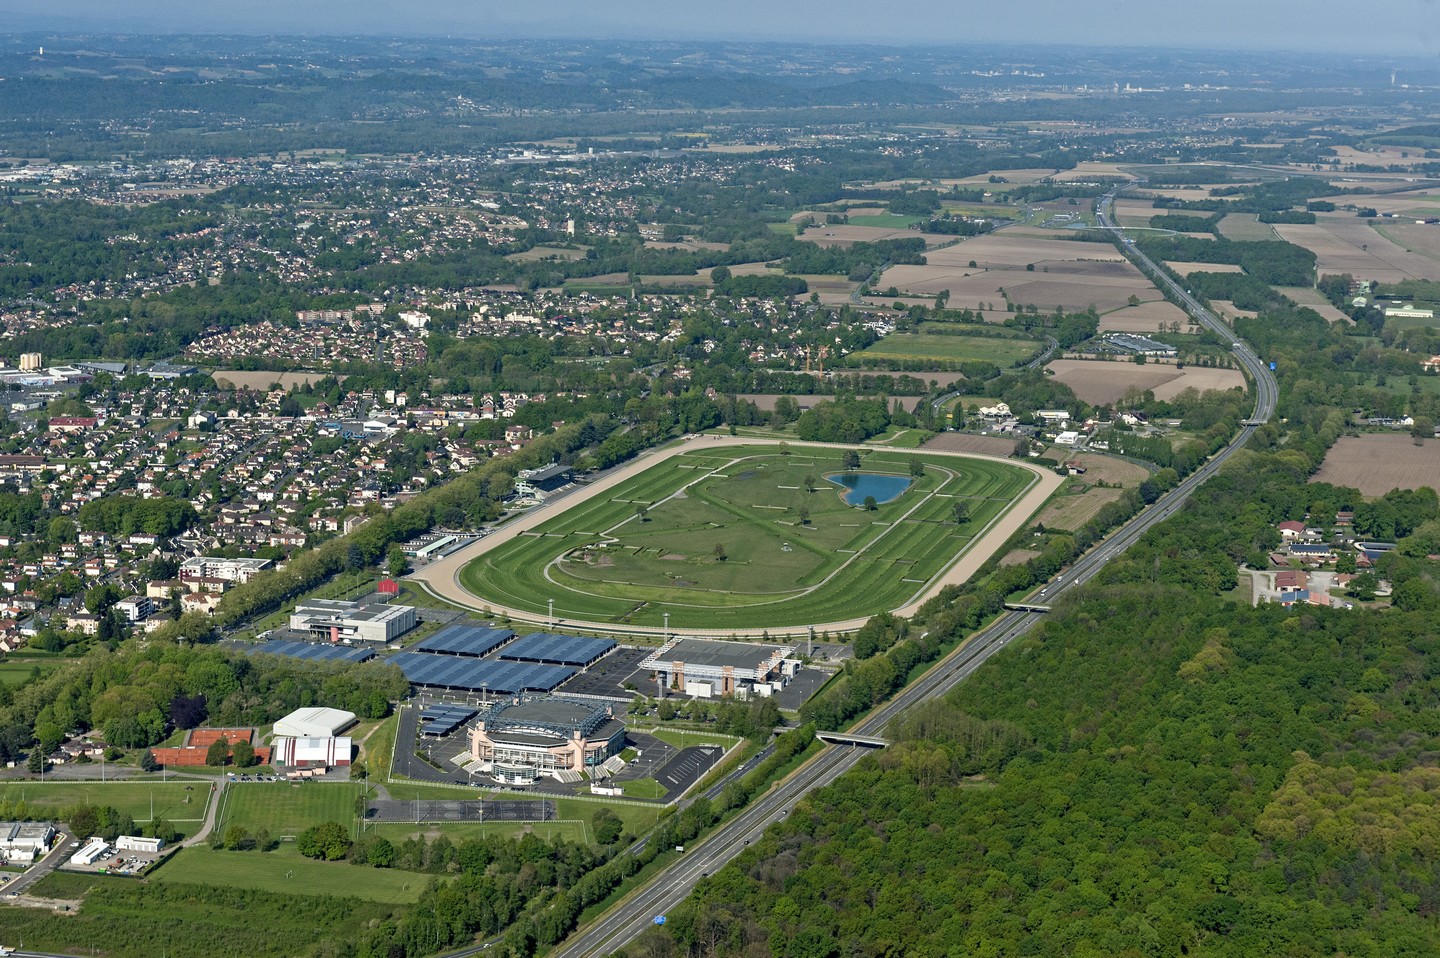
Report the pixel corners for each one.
[256,640,376,664]
[501,632,616,666]
[414,625,515,658]
[419,704,477,723]
[391,653,576,693]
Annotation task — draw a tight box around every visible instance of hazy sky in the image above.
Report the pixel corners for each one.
[4,0,1439,54]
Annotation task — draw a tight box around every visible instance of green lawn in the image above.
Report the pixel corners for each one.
[152,844,429,903]
[0,655,76,686]
[615,778,667,799]
[459,444,1035,630]
[845,213,924,228]
[855,331,1041,366]
[0,781,209,823]
[217,781,365,837]
[645,727,743,752]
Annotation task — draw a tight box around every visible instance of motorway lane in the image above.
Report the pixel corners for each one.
[517,192,1282,958]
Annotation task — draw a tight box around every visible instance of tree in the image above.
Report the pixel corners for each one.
[777,441,791,456]
[710,265,731,285]
[231,738,256,768]
[593,808,624,845]
[909,459,925,477]
[298,821,352,861]
[863,495,878,511]
[224,825,251,851]
[714,543,727,562]
[842,450,861,470]
[953,501,970,525]
[140,749,159,772]
[27,748,46,775]
[1336,552,1357,574]
[206,735,230,767]
[386,544,408,577]
[798,505,811,525]
[804,473,818,493]
[636,504,649,522]
[366,835,395,867]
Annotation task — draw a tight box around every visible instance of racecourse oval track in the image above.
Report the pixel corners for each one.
[408,435,1063,638]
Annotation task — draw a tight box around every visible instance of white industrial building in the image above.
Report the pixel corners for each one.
[71,837,109,866]
[641,638,797,698]
[272,736,353,768]
[116,835,164,853]
[0,821,54,863]
[273,707,357,738]
[288,599,416,643]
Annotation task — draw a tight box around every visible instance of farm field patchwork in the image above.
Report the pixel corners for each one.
[1313,434,1440,495]
[877,232,1158,312]
[1046,358,1246,405]
[459,445,1038,630]
[1272,219,1440,284]
[1098,300,1192,333]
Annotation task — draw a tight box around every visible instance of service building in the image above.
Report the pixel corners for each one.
[641,638,796,698]
[288,599,416,644]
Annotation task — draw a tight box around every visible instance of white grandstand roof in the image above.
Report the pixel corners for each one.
[273,706,357,738]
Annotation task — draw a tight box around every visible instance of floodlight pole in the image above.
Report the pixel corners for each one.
[548,598,554,628]
[663,612,670,643]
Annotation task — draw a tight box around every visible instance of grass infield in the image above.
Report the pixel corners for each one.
[460,445,1034,629]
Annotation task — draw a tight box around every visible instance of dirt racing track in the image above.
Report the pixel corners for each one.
[409,435,1063,638]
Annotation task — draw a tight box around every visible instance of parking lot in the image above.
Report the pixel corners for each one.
[367,798,553,822]
[653,746,725,797]
[560,646,654,698]
[610,732,728,801]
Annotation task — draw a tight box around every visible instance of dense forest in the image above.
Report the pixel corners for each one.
[644,529,1440,956]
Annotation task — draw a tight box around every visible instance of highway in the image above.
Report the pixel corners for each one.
[530,189,1279,958]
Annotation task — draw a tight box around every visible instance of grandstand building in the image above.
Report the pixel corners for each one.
[640,638,796,698]
[469,697,625,785]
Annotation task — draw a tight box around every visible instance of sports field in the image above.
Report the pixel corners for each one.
[458,444,1037,630]
[0,781,208,823]
[216,781,365,837]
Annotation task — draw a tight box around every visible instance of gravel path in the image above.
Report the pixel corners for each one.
[408,435,1062,637]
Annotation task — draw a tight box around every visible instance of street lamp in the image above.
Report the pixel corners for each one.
[663,612,670,643]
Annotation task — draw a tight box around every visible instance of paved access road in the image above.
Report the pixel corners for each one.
[2,826,72,900]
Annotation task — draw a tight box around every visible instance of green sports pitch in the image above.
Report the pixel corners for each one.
[459,444,1037,631]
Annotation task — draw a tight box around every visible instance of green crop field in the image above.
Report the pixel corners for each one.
[0,781,209,823]
[854,331,1041,366]
[217,781,365,837]
[152,845,427,903]
[460,444,1036,629]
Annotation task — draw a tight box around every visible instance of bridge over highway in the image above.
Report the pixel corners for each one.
[815,731,890,748]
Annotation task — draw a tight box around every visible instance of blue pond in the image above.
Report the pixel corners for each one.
[825,472,913,506]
